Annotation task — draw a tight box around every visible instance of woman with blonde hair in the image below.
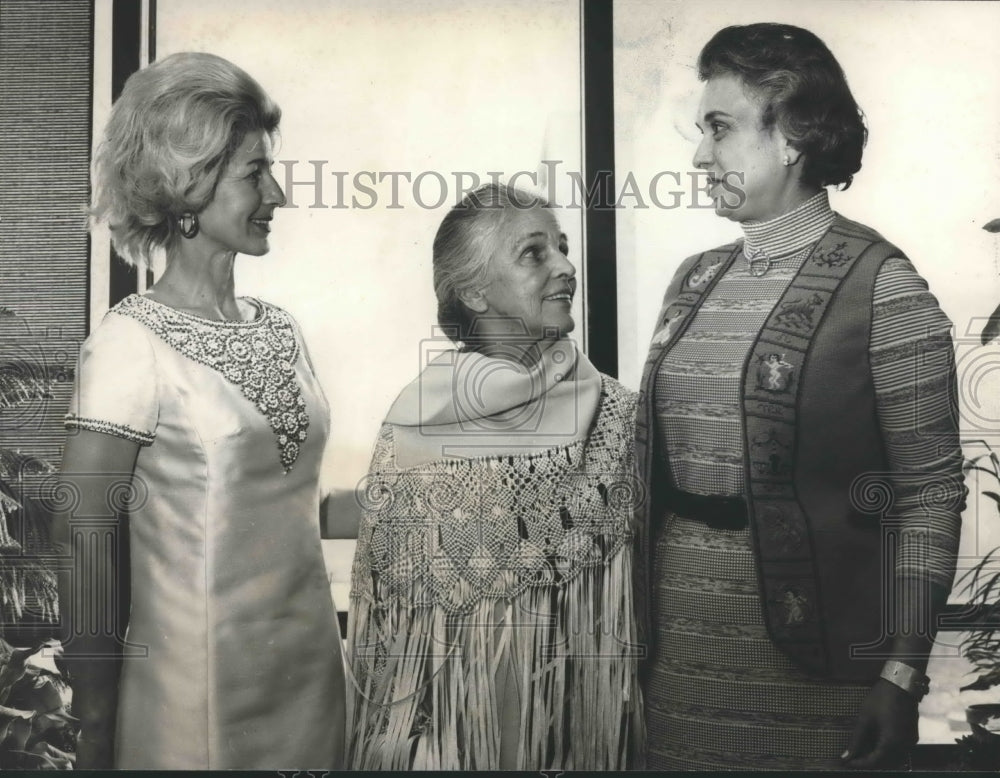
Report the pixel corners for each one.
[55,52,345,769]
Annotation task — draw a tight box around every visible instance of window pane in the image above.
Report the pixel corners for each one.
[156,0,583,536]
[920,631,998,744]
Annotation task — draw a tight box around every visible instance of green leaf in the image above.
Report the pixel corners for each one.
[0,708,32,755]
[982,491,1000,507]
[30,709,76,737]
[965,464,1000,482]
[0,492,18,515]
[0,705,32,749]
[14,740,75,769]
[960,666,1000,691]
[8,673,64,716]
[984,218,1000,233]
[0,640,47,695]
[0,450,55,480]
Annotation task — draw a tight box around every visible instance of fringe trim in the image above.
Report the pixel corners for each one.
[346,542,644,770]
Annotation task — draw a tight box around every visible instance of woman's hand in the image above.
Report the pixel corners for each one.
[841,678,918,769]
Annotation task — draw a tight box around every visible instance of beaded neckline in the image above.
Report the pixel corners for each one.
[114,294,309,472]
[139,293,267,327]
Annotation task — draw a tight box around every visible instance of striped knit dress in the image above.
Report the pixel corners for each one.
[645,192,962,770]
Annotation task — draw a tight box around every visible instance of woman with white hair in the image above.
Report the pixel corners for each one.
[55,52,345,769]
[347,183,643,770]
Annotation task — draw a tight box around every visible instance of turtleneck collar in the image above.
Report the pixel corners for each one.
[741,190,834,258]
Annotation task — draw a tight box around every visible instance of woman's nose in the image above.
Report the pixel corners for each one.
[553,251,576,278]
[692,135,713,169]
[264,171,287,207]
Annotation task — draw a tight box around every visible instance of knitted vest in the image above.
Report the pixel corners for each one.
[635,214,902,682]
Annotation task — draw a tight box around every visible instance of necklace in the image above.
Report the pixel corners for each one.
[743,243,812,277]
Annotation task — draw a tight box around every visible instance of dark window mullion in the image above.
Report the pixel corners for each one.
[582,0,617,377]
[108,0,141,307]
[146,0,156,289]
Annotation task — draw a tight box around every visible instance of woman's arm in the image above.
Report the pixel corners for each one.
[53,429,140,770]
[844,257,965,769]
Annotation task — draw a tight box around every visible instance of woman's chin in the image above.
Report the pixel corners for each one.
[235,236,272,257]
[544,316,575,339]
[714,202,743,221]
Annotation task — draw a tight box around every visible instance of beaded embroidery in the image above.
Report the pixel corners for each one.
[64,415,156,446]
[114,294,309,472]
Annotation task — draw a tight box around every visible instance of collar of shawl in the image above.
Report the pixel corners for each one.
[384,338,603,468]
[113,294,308,472]
[352,375,637,614]
[741,189,835,259]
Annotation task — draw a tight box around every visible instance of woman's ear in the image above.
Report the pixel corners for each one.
[778,135,804,167]
[458,288,489,314]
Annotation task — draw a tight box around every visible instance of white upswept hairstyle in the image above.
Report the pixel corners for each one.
[432,182,551,344]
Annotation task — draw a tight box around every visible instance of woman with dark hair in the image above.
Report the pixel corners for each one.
[635,23,963,770]
[347,183,643,770]
[55,52,345,769]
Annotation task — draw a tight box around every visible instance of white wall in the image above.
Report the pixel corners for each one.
[156,0,583,495]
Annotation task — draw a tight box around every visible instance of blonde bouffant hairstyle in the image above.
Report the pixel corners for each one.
[90,52,281,266]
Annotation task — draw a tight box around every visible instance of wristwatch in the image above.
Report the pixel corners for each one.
[880,660,930,701]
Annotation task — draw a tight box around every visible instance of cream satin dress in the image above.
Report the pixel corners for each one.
[66,294,344,769]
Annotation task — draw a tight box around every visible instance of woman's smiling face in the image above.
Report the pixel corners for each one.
[692,74,804,223]
[195,130,286,256]
[472,206,576,343]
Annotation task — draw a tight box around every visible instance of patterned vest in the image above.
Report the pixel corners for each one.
[635,214,904,682]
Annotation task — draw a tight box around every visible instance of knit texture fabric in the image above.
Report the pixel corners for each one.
[654,196,961,586]
[645,515,870,771]
[646,197,962,769]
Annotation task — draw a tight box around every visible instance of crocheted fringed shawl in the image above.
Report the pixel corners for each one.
[347,343,643,770]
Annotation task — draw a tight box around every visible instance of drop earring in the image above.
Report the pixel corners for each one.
[179,212,199,239]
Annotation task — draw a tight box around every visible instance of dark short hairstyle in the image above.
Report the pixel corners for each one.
[698,23,866,190]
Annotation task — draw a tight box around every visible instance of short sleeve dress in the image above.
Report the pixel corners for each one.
[65,294,343,770]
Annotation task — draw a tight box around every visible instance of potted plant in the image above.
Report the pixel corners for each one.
[0,306,76,768]
[0,306,63,637]
[956,440,1000,768]
[0,637,76,768]
[979,218,1000,345]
